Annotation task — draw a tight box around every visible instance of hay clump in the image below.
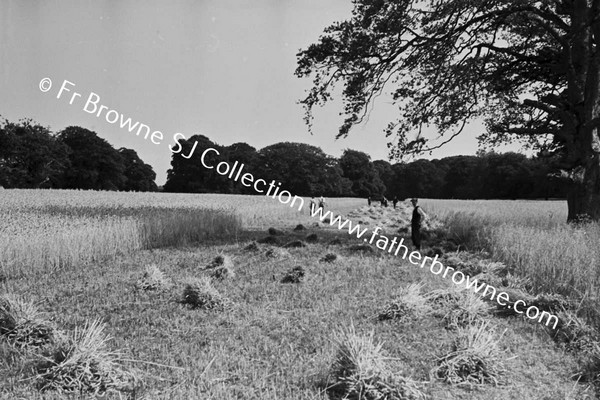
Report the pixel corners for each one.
[284,240,307,248]
[377,283,431,322]
[244,241,260,252]
[306,233,319,243]
[294,224,306,231]
[329,238,343,245]
[206,254,234,270]
[265,247,291,259]
[135,264,170,291]
[210,266,235,281]
[281,266,305,284]
[320,253,340,263]
[35,319,137,396]
[426,285,468,309]
[0,295,55,349]
[433,321,505,386]
[329,324,425,400]
[442,291,492,330]
[181,277,232,310]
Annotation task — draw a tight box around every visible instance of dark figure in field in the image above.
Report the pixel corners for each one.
[381,196,388,207]
[367,196,372,206]
[392,196,398,209]
[318,196,326,211]
[309,197,316,215]
[411,198,427,250]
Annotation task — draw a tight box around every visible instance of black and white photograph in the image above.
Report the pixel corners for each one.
[2,1,600,399]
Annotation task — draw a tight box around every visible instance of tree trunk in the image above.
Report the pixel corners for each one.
[566,154,600,222]
[565,0,600,222]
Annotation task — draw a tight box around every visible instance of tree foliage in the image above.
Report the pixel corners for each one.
[296,0,600,220]
[0,117,157,191]
[0,118,69,188]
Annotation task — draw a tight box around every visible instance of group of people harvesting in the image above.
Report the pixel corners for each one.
[307,195,428,252]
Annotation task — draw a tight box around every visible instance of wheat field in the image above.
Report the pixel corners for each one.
[0,191,597,399]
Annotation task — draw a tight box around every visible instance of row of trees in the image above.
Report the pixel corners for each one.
[164,134,564,199]
[1,117,564,199]
[0,118,157,191]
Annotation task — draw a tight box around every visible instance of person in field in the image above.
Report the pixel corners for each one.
[392,196,398,209]
[411,198,427,250]
[367,196,372,206]
[309,197,316,214]
[318,196,326,211]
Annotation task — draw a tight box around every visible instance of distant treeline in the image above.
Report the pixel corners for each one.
[0,118,564,199]
[0,118,157,191]
[165,135,566,200]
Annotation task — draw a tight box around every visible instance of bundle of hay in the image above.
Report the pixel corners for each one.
[293,224,306,231]
[265,247,290,259]
[135,264,170,291]
[442,291,492,330]
[257,236,280,245]
[433,321,504,386]
[283,240,306,248]
[377,283,431,322]
[244,241,260,252]
[320,253,340,263]
[268,227,283,236]
[426,285,469,309]
[0,295,55,349]
[206,254,233,270]
[329,324,425,400]
[329,238,343,245]
[181,277,232,310]
[306,233,319,243]
[35,319,136,396]
[281,266,305,284]
[210,265,235,281]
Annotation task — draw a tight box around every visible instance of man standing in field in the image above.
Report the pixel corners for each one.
[309,197,316,214]
[411,198,427,250]
[318,196,326,211]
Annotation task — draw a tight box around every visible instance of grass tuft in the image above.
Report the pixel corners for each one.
[281,266,305,284]
[378,283,431,322]
[433,321,504,386]
[206,254,234,270]
[442,291,492,330]
[320,253,340,263]
[181,277,232,310]
[0,295,55,349]
[135,264,170,291]
[34,318,137,396]
[210,265,235,281]
[329,323,425,400]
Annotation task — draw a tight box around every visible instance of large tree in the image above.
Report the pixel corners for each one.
[57,126,126,190]
[339,149,386,197]
[0,118,69,188]
[119,148,158,192]
[256,142,350,196]
[296,0,600,222]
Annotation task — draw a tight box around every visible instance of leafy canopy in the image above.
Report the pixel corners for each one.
[296,0,592,162]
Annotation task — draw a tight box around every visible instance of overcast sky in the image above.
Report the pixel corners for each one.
[2,0,506,185]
